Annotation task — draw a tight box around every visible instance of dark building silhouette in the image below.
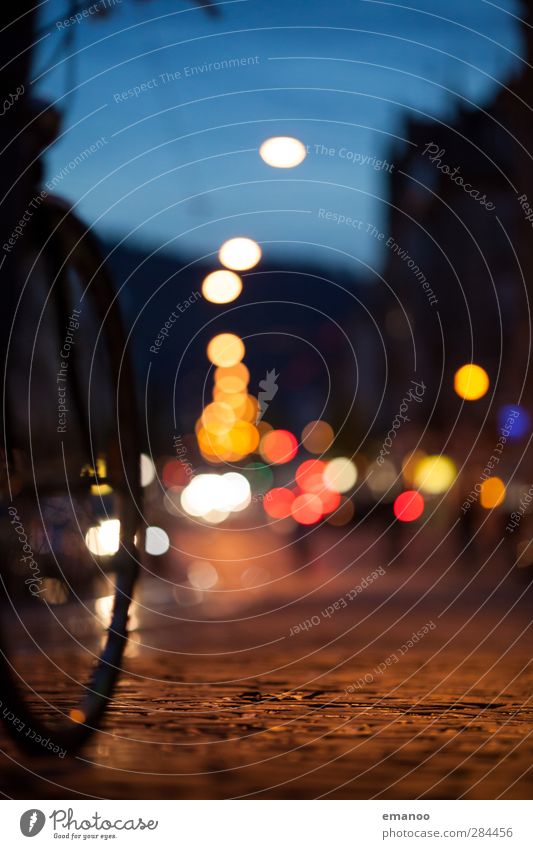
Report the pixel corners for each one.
[383,10,533,434]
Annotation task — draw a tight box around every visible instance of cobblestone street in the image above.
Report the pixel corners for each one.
[1,528,532,800]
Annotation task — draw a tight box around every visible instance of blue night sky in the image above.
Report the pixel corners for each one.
[34,0,524,275]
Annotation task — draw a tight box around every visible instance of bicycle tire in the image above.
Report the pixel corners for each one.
[0,195,142,755]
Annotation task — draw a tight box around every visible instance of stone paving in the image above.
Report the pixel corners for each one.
[1,528,532,799]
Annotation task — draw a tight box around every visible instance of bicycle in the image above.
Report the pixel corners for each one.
[0,100,142,755]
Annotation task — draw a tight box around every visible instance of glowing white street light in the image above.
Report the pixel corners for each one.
[219,237,261,271]
[259,136,307,168]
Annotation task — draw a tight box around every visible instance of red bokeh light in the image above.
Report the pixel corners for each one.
[393,490,425,522]
[295,459,326,492]
[291,492,323,525]
[264,487,295,519]
[317,487,341,515]
[162,460,189,488]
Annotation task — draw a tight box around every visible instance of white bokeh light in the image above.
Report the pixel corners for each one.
[180,472,251,521]
[85,519,120,556]
[219,237,261,271]
[145,526,170,556]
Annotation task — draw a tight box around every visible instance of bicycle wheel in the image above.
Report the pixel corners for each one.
[0,196,142,755]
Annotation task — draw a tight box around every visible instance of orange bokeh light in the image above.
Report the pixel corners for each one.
[215,362,250,385]
[480,476,506,509]
[207,333,245,368]
[216,374,247,394]
[212,390,248,416]
[201,401,236,435]
[260,429,298,464]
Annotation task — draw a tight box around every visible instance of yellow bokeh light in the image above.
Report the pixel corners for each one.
[301,420,334,454]
[207,333,245,367]
[454,363,489,401]
[228,421,260,455]
[202,269,243,304]
[219,237,262,271]
[90,483,113,496]
[480,476,506,509]
[259,136,307,168]
[197,427,232,463]
[413,455,457,494]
